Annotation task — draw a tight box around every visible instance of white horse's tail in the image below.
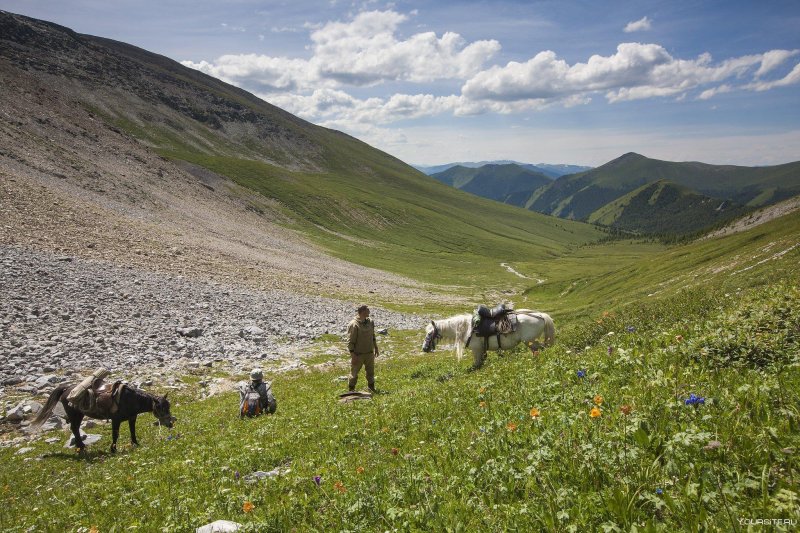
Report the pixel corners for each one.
[542,314,555,346]
[515,310,555,346]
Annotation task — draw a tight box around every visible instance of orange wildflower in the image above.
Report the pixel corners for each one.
[334,481,347,493]
[593,395,604,405]
[620,404,633,415]
[242,501,255,513]
[530,408,540,419]
[506,422,518,432]
[479,401,487,408]
[590,407,602,418]
[89,527,99,533]
[356,466,365,474]
[479,387,486,394]
[391,447,399,455]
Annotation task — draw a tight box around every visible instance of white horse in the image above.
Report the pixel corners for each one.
[422,310,555,369]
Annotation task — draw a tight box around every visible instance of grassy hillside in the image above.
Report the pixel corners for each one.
[3,278,797,531]
[528,152,800,232]
[0,11,604,307]
[430,164,552,206]
[506,204,800,321]
[586,180,749,236]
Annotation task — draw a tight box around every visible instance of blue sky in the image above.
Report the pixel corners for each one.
[3,0,799,166]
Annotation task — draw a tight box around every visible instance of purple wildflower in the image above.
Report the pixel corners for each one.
[234,471,240,481]
[607,346,613,355]
[684,393,706,406]
[576,369,587,378]
[313,475,322,486]
[656,488,663,496]
[626,326,636,333]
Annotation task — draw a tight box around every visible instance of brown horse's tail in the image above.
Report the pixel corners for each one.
[30,384,70,431]
[542,313,556,347]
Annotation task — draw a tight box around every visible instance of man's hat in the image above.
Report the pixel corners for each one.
[250,368,263,381]
[356,304,369,312]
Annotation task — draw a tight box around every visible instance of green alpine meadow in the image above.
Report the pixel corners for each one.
[1,6,799,533]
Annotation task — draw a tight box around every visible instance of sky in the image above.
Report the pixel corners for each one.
[3,0,800,167]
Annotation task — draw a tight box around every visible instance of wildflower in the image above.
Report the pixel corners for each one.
[356,466,365,474]
[530,408,540,419]
[381,426,389,433]
[590,407,602,418]
[602,311,611,318]
[576,369,586,378]
[704,440,722,451]
[675,335,683,342]
[607,346,613,355]
[656,488,663,496]
[593,395,604,405]
[391,447,399,455]
[626,326,636,333]
[479,386,486,394]
[506,422,518,432]
[313,475,321,486]
[234,471,240,481]
[620,404,632,415]
[479,401,486,408]
[89,527,99,533]
[684,393,706,406]
[242,501,255,513]
[333,481,347,493]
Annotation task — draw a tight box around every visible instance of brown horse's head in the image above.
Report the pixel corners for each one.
[152,393,175,428]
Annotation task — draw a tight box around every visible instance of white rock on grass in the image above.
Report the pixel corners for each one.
[196,520,242,533]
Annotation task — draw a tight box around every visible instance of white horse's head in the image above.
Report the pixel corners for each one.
[421,320,440,352]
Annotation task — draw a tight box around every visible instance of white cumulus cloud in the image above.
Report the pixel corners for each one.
[624,16,651,33]
[461,43,800,109]
[182,10,499,91]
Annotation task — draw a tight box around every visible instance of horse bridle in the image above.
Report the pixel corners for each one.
[424,320,441,352]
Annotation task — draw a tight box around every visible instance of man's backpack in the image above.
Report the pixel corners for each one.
[241,388,263,417]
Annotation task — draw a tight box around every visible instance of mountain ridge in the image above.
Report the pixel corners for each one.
[527,151,800,234]
[430,163,552,206]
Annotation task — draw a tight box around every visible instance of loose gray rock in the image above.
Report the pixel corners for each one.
[177,327,204,338]
[64,433,101,448]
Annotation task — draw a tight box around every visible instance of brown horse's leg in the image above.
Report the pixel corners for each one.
[128,415,139,446]
[110,418,122,453]
[69,412,85,451]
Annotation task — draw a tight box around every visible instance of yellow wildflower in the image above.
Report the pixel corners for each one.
[242,501,255,513]
[593,395,604,405]
[530,408,540,419]
[590,407,602,418]
[506,422,518,432]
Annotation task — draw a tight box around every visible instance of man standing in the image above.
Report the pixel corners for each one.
[347,304,379,393]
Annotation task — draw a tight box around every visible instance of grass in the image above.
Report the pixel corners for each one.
[2,282,798,532]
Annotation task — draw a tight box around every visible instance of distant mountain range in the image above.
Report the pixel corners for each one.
[431,164,552,206]
[415,161,592,179]
[429,153,800,237]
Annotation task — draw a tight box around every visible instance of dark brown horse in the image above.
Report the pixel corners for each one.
[32,383,175,453]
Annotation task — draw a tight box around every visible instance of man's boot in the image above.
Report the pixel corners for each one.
[368,383,376,394]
